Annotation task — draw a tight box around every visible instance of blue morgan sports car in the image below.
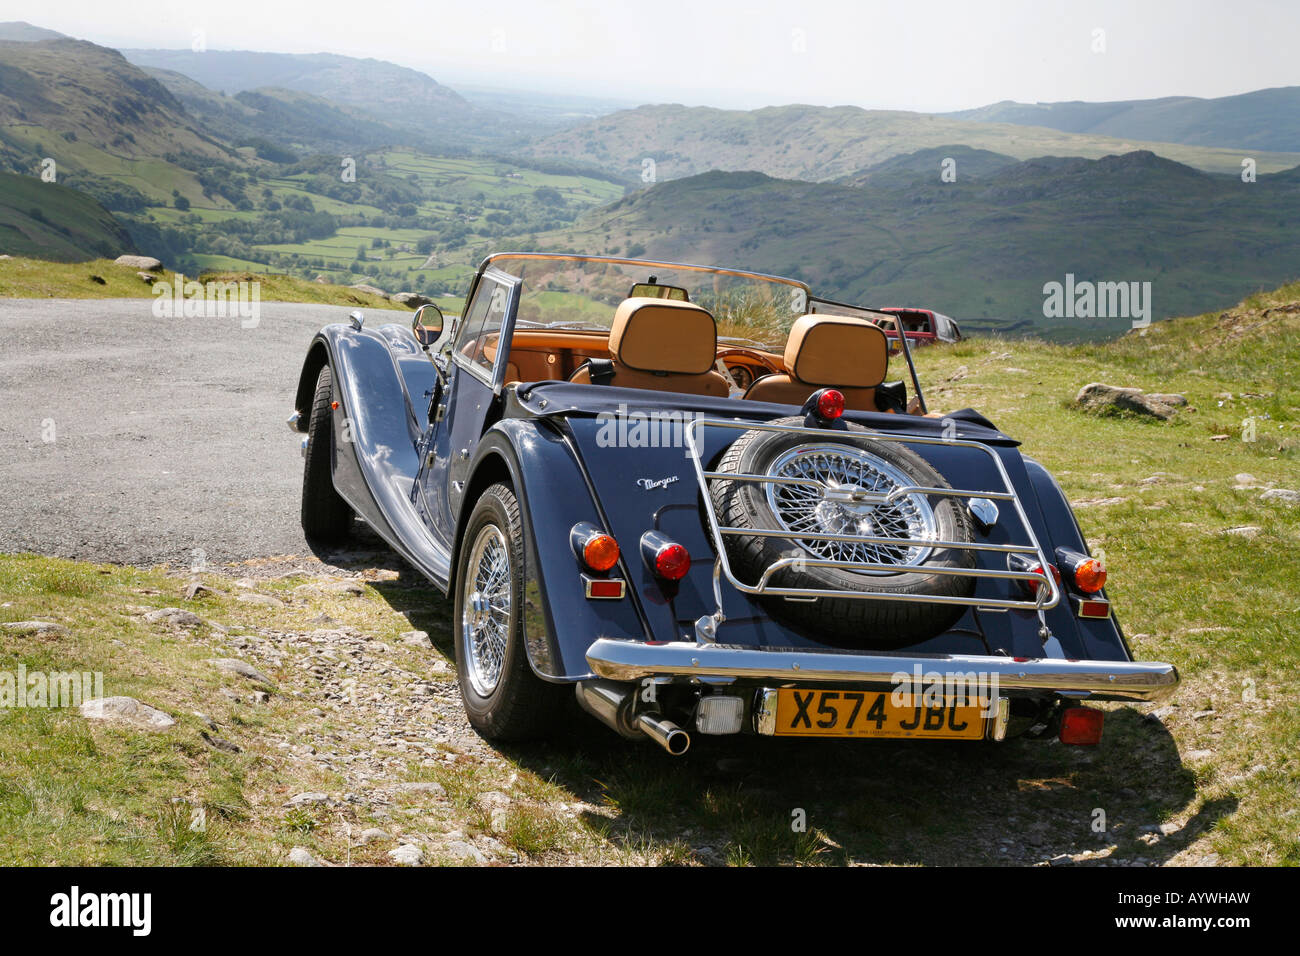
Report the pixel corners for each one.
[289,253,1177,755]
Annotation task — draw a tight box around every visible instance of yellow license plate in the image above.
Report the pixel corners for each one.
[774,689,986,740]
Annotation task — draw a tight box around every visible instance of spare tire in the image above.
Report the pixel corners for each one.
[710,417,976,647]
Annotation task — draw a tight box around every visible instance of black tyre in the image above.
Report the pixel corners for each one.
[300,364,353,543]
[453,483,565,741]
[711,417,975,647]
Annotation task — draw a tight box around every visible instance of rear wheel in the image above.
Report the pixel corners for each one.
[300,364,353,543]
[453,483,565,741]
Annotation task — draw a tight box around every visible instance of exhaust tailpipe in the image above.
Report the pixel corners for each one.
[575,680,691,756]
[636,712,691,755]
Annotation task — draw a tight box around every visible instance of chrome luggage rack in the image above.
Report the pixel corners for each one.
[684,417,1060,642]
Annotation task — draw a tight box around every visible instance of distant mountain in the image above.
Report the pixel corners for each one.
[533,150,1300,339]
[947,87,1300,153]
[0,38,232,166]
[0,21,66,42]
[142,67,426,156]
[0,171,136,260]
[839,145,1017,187]
[120,48,520,144]
[523,103,1300,184]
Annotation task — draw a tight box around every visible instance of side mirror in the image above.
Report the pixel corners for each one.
[412,303,444,348]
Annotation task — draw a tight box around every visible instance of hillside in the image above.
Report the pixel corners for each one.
[0,20,65,41]
[0,172,136,260]
[949,86,1300,154]
[528,151,1300,339]
[522,103,1300,183]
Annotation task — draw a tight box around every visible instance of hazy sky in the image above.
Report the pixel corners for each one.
[5,0,1297,111]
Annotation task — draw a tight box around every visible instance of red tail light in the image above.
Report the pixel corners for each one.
[1059,706,1104,745]
[816,389,845,420]
[641,531,691,581]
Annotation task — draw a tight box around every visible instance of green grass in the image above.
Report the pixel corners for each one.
[0,256,412,309]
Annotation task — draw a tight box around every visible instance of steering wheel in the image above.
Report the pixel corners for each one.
[714,346,782,375]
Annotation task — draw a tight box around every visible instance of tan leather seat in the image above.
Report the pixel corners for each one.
[744,314,889,411]
[569,297,729,397]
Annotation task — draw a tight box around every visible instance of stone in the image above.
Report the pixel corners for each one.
[394,781,446,797]
[0,620,69,637]
[236,592,283,607]
[80,697,175,730]
[1260,488,1300,506]
[285,792,329,807]
[349,283,388,299]
[441,840,487,864]
[391,292,432,308]
[200,731,241,753]
[192,712,218,731]
[144,607,203,628]
[289,846,325,867]
[388,843,425,865]
[207,658,273,685]
[401,630,431,647]
[1072,383,1183,420]
[136,271,156,284]
[114,254,162,270]
[359,828,389,845]
[1222,526,1261,537]
[184,581,219,600]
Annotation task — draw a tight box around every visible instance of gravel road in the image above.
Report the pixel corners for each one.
[0,297,398,567]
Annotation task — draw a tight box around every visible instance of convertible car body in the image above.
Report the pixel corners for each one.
[875,307,964,346]
[289,253,1177,755]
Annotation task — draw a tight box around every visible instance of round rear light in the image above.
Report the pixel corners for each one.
[654,544,691,581]
[582,534,620,572]
[1027,562,1061,596]
[1073,558,1106,593]
[816,389,845,419]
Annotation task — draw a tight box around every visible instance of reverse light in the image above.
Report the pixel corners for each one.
[640,531,691,581]
[570,522,620,572]
[1059,706,1105,745]
[1057,548,1107,593]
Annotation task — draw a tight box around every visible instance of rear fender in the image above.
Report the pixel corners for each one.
[455,419,654,681]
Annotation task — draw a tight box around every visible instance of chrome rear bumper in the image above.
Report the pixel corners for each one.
[585,638,1179,703]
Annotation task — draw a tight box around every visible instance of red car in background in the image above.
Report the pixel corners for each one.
[875,307,963,346]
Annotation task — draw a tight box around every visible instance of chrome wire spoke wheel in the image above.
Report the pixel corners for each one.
[765,443,938,571]
[461,523,513,697]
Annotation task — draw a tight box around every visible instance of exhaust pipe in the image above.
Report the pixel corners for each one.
[575,680,691,756]
[636,712,691,755]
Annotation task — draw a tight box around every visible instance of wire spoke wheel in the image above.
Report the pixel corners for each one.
[765,444,937,571]
[461,524,512,697]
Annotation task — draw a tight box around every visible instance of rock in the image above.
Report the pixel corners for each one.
[391,292,432,308]
[294,581,365,599]
[114,254,162,270]
[359,828,389,845]
[289,846,325,867]
[1185,749,1215,760]
[1072,383,1183,420]
[192,712,218,731]
[1260,488,1300,506]
[1209,434,1230,441]
[1222,526,1261,537]
[314,274,329,283]
[144,607,203,628]
[285,792,329,807]
[200,731,241,753]
[236,592,283,607]
[401,630,431,647]
[80,696,176,730]
[207,658,273,685]
[249,690,271,704]
[349,283,389,299]
[183,581,219,600]
[136,271,157,284]
[388,843,425,865]
[0,620,69,637]
[1072,496,1126,508]
[394,781,446,797]
[1233,473,1260,488]
[441,840,487,864]
[1146,393,1188,407]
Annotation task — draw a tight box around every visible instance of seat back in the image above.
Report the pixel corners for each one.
[569,297,729,396]
[744,314,889,410]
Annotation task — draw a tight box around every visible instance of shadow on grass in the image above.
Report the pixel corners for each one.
[323,538,1220,867]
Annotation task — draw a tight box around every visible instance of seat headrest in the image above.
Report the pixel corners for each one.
[610,297,717,375]
[784,315,889,388]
